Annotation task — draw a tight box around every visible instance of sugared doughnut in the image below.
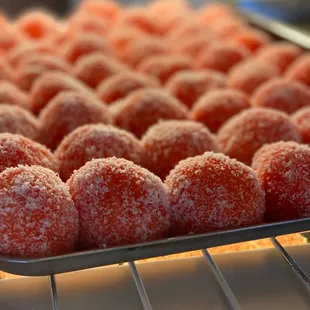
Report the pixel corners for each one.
[255,42,302,73]
[252,79,310,114]
[0,60,13,82]
[286,54,310,87]
[0,133,58,173]
[165,152,265,236]
[166,70,226,108]
[122,37,170,67]
[113,88,188,138]
[229,29,270,52]
[0,24,22,55]
[30,71,95,114]
[16,11,59,41]
[198,3,234,26]
[138,55,192,84]
[217,108,301,165]
[227,60,280,95]
[212,19,244,39]
[55,124,144,180]
[77,0,121,21]
[195,42,249,73]
[252,142,310,222]
[0,105,39,140]
[68,14,108,35]
[67,157,170,249]
[62,33,114,64]
[39,91,113,150]
[0,81,30,110]
[291,107,310,144]
[0,165,78,257]
[97,72,159,104]
[15,54,71,91]
[141,120,218,179]
[74,52,125,88]
[190,89,250,133]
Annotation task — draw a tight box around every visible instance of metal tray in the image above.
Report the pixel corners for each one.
[1,218,310,276]
[1,11,310,278]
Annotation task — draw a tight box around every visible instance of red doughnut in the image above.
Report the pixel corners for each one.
[286,54,310,87]
[229,29,271,52]
[198,3,234,26]
[62,33,114,64]
[67,157,170,249]
[0,165,78,257]
[122,37,170,67]
[165,152,265,236]
[55,124,144,181]
[0,133,58,173]
[113,88,188,138]
[15,54,71,91]
[190,89,250,133]
[0,60,13,82]
[142,120,218,179]
[212,19,245,39]
[291,107,310,144]
[74,52,125,88]
[252,79,310,114]
[227,60,280,95]
[217,108,301,165]
[252,141,310,222]
[16,11,59,41]
[256,42,302,73]
[166,70,226,108]
[0,105,39,140]
[138,55,192,84]
[0,25,23,55]
[30,71,95,114]
[195,42,249,73]
[0,81,30,110]
[39,91,113,150]
[97,72,159,104]
[68,14,107,35]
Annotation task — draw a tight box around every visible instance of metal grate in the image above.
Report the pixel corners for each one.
[46,235,310,310]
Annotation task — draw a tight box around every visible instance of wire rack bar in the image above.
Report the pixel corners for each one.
[270,237,310,290]
[201,249,242,310]
[49,275,60,310]
[129,261,153,310]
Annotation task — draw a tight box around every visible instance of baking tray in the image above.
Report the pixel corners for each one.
[1,11,310,278]
[1,218,310,276]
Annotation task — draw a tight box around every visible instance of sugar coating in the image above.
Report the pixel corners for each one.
[74,52,126,88]
[122,37,170,67]
[39,91,113,150]
[190,89,250,133]
[30,71,96,114]
[255,42,302,73]
[6,43,55,69]
[198,3,234,26]
[286,54,310,87]
[16,11,58,41]
[114,88,188,138]
[0,24,23,55]
[227,60,280,95]
[212,19,244,39]
[0,81,30,110]
[142,120,219,180]
[62,33,114,64]
[291,107,310,144]
[0,105,39,140]
[97,72,159,104]
[195,42,249,73]
[55,124,144,180]
[252,141,310,222]
[252,79,310,114]
[138,55,192,84]
[15,54,71,91]
[67,157,170,249]
[165,152,265,236]
[229,29,270,52]
[0,165,78,257]
[0,133,58,173]
[217,108,301,165]
[166,69,226,108]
